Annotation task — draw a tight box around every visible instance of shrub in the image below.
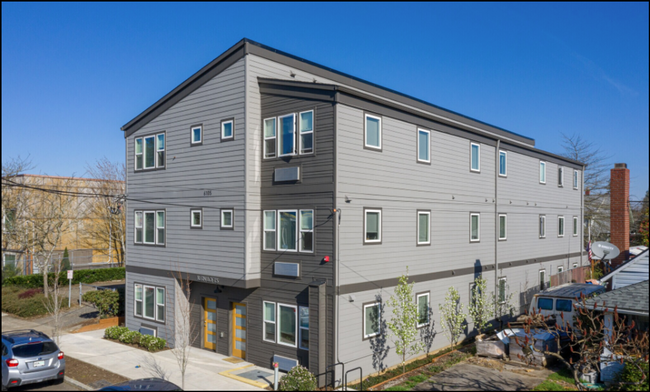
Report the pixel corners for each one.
[105,326,129,340]
[2,267,125,288]
[614,361,649,391]
[18,288,43,299]
[278,365,317,391]
[83,289,120,318]
[104,327,166,352]
[140,335,166,352]
[1,287,67,318]
[119,330,141,344]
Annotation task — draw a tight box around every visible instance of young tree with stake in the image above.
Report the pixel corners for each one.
[439,286,467,348]
[387,269,423,374]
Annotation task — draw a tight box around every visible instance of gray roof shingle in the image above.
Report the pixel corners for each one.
[583,280,649,315]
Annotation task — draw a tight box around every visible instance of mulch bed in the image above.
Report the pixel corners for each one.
[66,356,129,389]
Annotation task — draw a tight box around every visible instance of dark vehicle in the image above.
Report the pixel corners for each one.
[1,330,65,390]
[98,378,182,391]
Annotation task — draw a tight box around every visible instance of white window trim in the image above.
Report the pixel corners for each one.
[573,216,578,236]
[221,209,234,229]
[191,210,202,228]
[263,210,276,251]
[191,125,202,144]
[143,136,155,169]
[573,170,579,189]
[363,302,381,339]
[143,211,156,245]
[417,211,430,245]
[364,209,382,244]
[417,129,431,163]
[498,150,507,177]
[364,114,382,150]
[156,211,165,245]
[539,161,547,184]
[299,209,314,253]
[539,215,546,238]
[572,263,578,269]
[263,301,276,343]
[277,210,298,252]
[299,110,314,155]
[498,277,507,304]
[558,266,564,273]
[135,211,143,244]
[470,213,480,242]
[558,166,564,187]
[156,133,165,168]
[558,216,565,237]
[299,306,309,351]
[155,287,165,322]
[135,138,143,170]
[277,303,298,348]
[498,214,507,241]
[278,113,296,157]
[470,143,481,172]
[263,117,277,159]
[134,284,143,317]
[416,293,430,328]
[221,119,234,140]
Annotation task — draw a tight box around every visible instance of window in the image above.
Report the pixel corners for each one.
[470,143,480,172]
[278,304,297,347]
[539,161,546,184]
[572,263,578,269]
[263,118,276,158]
[263,301,276,342]
[156,134,165,168]
[263,211,276,250]
[558,216,565,237]
[135,138,143,170]
[279,114,296,156]
[156,211,165,245]
[144,136,155,169]
[364,209,381,243]
[221,209,233,229]
[299,210,313,252]
[539,270,546,291]
[499,150,507,176]
[363,302,381,339]
[417,129,430,163]
[299,306,309,350]
[144,286,155,319]
[3,253,16,269]
[573,216,578,236]
[558,166,564,187]
[539,215,546,238]
[537,297,553,310]
[558,266,564,273]
[417,211,430,245]
[221,119,234,141]
[135,284,143,317]
[299,111,314,154]
[156,287,165,322]
[278,210,298,251]
[364,114,381,150]
[191,209,202,228]
[135,212,143,243]
[499,214,507,241]
[556,299,572,312]
[470,213,480,242]
[416,293,429,327]
[191,125,202,144]
[498,278,507,303]
[144,212,155,244]
[573,170,579,189]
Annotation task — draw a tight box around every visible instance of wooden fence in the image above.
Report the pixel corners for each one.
[550,266,590,287]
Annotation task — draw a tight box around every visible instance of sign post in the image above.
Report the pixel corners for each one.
[67,270,73,308]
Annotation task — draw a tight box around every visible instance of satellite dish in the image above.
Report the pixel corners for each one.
[592,241,620,260]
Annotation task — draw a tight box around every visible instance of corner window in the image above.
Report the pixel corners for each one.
[470,213,480,242]
[221,209,233,229]
[364,114,381,150]
[558,166,564,187]
[278,304,297,347]
[299,210,313,253]
[135,212,143,243]
[470,143,480,172]
[134,284,143,317]
[263,118,276,158]
[221,119,234,141]
[263,210,276,250]
[539,161,546,184]
[364,209,381,244]
[144,136,155,169]
[539,215,546,238]
[263,301,276,343]
[156,134,165,168]
[558,216,565,237]
[416,293,429,327]
[278,210,298,251]
[417,211,430,245]
[499,214,507,240]
[573,216,578,236]
[135,138,143,170]
[573,170,579,189]
[191,209,202,228]
[363,302,381,339]
[417,129,430,163]
[279,114,296,156]
[299,306,309,350]
[299,110,314,154]
[498,278,506,303]
[191,125,202,145]
[499,150,507,176]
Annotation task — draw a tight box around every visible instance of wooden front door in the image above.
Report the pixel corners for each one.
[203,298,217,350]
[232,302,247,359]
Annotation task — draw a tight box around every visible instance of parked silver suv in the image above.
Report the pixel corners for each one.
[1,330,65,390]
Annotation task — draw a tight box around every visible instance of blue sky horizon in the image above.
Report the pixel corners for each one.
[2,2,648,199]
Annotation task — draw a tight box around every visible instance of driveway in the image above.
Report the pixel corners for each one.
[413,363,552,391]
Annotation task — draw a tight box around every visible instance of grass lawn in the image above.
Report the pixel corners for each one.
[533,368,578,391]
[1,286,70,318]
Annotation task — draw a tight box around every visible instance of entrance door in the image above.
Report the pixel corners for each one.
[232,302,247,359]
[204,298,217,350]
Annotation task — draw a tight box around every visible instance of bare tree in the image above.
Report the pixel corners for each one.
[42,252,65,345]
[169,266,197,390]
[2,156,34,273]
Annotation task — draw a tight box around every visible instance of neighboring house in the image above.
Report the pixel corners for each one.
[120,38,585,383]
[599,249,649,290]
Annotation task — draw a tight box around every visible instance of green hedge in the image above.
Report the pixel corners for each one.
[104,326,166,352]
[82,290,121,318]
[2,267,125,288]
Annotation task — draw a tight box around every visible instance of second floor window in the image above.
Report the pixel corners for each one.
[279,114,296,156]
[558,216,565,237]
[364,209,382,243]
[135,210,165,245]
[417,211,430,245]
[573,216,578,236]
[499,214,507,240]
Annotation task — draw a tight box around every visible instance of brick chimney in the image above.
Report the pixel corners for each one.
[610,163,630,267]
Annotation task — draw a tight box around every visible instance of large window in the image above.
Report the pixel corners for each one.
[263,301,276,343]
[278,210,298,251]
[499,150,507,176]
[364,114,381,150]
[364,209,381,244]
[135,133,165,171]
[299,210,313,252]
[278,304,297,347]
[299,306,309,350]
[539,215,546,238]
[470,143,480,172]
[539,161,546,184]
[279,114,296,156]
[558,216,565,237]
[221,209,233,229]
[573,170,579,189]
[573,216,578,236]
[498,278,507,303]
[299,111,314,154]
[499,214,507,240]
[364,302,381,339]
[470,213,480,242]
[417,211,430,245]
[221,119,234,141]
[558,166,564,187]
[418,129,430,163]
[191,124,202,145]
[263,211,276,250]
[135,210,164,245]
[264,118,276,158]
[416,293,429,327]
[135,284,165,322]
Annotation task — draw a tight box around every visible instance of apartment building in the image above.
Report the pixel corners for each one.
[121,38,584,383]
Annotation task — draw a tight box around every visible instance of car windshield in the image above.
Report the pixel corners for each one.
[12,342,58,358]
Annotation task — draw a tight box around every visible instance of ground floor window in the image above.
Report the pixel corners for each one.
[278,304,297,347]
[263,301,276,343]
[299,306,309,350]
[416,293,429,327]
[135,283,165,322]
[363,302,381,339]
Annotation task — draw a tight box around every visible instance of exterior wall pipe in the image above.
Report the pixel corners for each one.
[495,140,501,308]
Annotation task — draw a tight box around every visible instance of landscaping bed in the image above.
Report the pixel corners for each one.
[1,286,72,318]
[104,326,167,353]
[65,356,129,389]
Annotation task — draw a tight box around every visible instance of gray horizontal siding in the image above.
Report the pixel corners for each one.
[125,271,176,346]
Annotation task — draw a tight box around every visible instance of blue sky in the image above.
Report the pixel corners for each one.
[2,2,648,199]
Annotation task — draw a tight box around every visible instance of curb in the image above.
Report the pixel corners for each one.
[66,376,95,391]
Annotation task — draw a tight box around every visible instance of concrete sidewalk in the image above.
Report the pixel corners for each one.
[59,330,267,391]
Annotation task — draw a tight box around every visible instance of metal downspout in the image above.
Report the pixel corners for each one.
[495,140,500,306]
